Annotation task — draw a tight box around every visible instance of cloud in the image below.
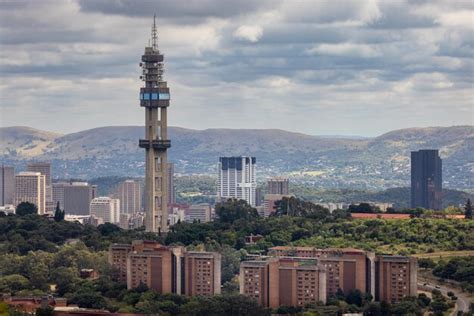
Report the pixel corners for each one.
[0,0,472,137]
[233,25,263,42]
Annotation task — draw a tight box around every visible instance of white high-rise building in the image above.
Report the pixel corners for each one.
[27,162,52,210]
[218,156,257,207]
[90,197,120,224]
[14,172,46,214]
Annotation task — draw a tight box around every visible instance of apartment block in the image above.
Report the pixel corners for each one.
[115,180,141,214]
[240,257,326,309]
[186,204,212,223]
[90,197,120,224]
[375,256,417,303]
[0,166,15,206]
[268,177,289,195]
[109,241,221,297]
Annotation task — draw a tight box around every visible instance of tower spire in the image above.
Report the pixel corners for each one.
[151,14,158,51]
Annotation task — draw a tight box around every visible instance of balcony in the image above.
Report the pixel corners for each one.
[139,139,171,149]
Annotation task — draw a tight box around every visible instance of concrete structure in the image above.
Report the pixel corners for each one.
[167,163,176,205]
[269,246,375,298]
[375,256,417,303]
[184,251,222,296]
[240,257,326,309]
[139,18,171,233]
[116,180,141,214]
[109,241,221,296]
[14,172,46,214]
[411,149,442,210]
[169,206,185,225]
[186,204,211,223]
[27,162,52,208]
[90,197,120,224]
[218,156,257,206]
[53,182,95,215]
[268,177,289,195]
[263,194,292,217]
[0,165,15,205]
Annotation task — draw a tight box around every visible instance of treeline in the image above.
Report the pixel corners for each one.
[433,257,474,293]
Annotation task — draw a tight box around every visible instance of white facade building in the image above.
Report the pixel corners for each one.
[90,197,120,224]
[218,156,257,207]
[14,172,46,214]
[186,204,212,223]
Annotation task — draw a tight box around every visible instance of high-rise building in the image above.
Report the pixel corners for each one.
[263,194,292,217]
[240,257,326,309]
[167,163,176,205]
[411,149,442,210]
[218,156,257,207]
[186,204,212,223]
[90,197,120,224]
[268,177,289,195]
[0,166,15,205]
[109,241,221,296]
[14,172,46,214]
[139,17,171,233]
[27,162,52,206]
[53,182,95,215]
[375,256,417,303]
[116,180,141,214]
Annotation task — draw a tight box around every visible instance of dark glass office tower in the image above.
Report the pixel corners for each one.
[411,149,442,210]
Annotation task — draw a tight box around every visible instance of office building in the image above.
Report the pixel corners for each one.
[27,162,52,206]
[375,256,417,303]
[139,18,172,233]
[255,187,263,207]
[268,246,375,297]
[167,163,176,205]
[14,172,46,214]
[218,156,257,207]
[109,241,221,296]
[186,204,211,223]
[53,182,95,215]
[116,180,141,214]
[268,177,289,195]
[411,149,442,210]
[90,197,120,224]
[240,257,326,308]
[0,166,15,205]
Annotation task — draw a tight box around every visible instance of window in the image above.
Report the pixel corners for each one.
[159,93,170,100]
[151,93,158,100]
[143,93,150,100]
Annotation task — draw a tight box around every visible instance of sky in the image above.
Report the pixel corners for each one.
[0,0,473,137]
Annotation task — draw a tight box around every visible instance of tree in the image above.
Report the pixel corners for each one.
[465,199,473,219]
[16,202,38,216]
[215,199,258,224]
[54,202,65,222]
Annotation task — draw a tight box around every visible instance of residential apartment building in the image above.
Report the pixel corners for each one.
[109,241,221,296]
[14,172,46,214]
[375,256,417,303]
[268,177,289,195]
[218,156,257,207]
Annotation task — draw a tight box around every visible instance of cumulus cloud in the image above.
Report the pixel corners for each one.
[0,0,472,136]
[233,25,263,42]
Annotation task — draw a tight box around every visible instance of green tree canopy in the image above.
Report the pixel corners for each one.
[16,202,38,216]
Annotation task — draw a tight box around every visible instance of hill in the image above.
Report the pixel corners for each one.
[1,125,472,190]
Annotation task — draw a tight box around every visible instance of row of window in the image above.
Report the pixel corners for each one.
[140,92,170,100]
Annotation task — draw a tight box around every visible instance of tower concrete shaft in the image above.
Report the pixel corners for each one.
[139,18,171,233]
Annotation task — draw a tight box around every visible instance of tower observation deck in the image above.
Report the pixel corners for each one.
[139,16,170,233]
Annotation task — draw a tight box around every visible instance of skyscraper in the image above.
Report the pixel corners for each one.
[0,166,15,205]
[268,177,289,195]
[14,172,46,214]
[116,180,141,214]
[218,156,257,207]
[411,149,442,210]
[139,17,171,233]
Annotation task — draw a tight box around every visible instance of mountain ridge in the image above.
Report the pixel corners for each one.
[1,125,472,191]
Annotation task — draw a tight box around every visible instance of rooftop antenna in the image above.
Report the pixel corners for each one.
[151,14,158,51]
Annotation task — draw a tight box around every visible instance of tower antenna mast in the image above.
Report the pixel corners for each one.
[152,14,158,50]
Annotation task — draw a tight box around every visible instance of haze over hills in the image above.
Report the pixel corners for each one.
[1,125,473,191]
